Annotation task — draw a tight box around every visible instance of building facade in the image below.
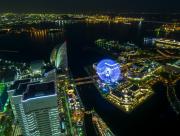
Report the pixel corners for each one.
[22,81,61,136]
[7,79,31,121]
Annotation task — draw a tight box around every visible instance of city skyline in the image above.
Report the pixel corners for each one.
[0,2,179,136]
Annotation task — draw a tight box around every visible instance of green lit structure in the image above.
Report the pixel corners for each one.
[50,41,68,70]
[0,83,8,112]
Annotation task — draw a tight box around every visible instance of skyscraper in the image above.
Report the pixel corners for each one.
[50,41,68,70]
[12,82,37,136]
[7,79,31,121]
[22,81,61,136]
[56,41,68,70]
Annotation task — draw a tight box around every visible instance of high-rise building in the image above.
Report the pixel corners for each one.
[22,81,61,136]
[50,41,68,70]
[56,41,68,70]
[7,79,31,121]
[12,82,37,136]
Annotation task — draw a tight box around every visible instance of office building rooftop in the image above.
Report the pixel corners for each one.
[23,81,56,100]
[9,79,31,90]
[13,81,39,96]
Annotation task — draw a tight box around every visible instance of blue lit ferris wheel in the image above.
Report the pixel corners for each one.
[96,59,121,83]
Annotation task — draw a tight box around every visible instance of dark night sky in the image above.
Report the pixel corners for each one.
[0,0,180,13]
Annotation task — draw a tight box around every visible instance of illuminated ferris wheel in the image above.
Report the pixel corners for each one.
[96,59,121,83]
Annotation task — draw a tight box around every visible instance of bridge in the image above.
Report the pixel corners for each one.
[74,75,98,82]
[74,75,98,86]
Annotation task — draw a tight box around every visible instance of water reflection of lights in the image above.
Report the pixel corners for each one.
[28,28,64,41]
